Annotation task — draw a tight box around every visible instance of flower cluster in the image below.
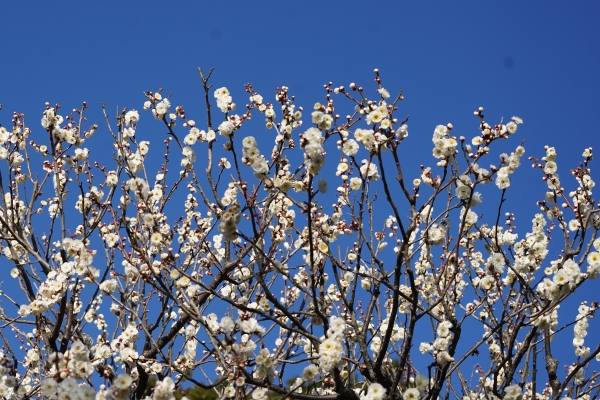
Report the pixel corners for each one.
[317,316,346,372]
[455,174,482,207]
[214,87,235,113]
[573,302,596,358]
[124,109,139,126]
[218,183,241,240]
[494,145,525,190]
[253,348,276,382]
[535,227,583,304]
[111,322,140,365]
[311,103,333,131]
[431,124,458,167]
[587,238,600,278]
[146,92,171,120]
[503,384,524,400]
[153,376,176,400]
[40,377,98,400]
[496,213,547,289]
[354,128,376,152]
[36,340,108,398]
[359,159,380,181]
[359,382,386,400]
[181,145,196,170]
[418,320,455,369]
[301,127,325,175]
[19,244,99,316]
[435,321,455,366]
[186,126,215,144]
[241,135,269,177]
[365,101,388,126]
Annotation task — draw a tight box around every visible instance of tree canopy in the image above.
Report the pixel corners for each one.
[0,68,598,400]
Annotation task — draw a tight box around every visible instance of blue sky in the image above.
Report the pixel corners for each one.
[2,0,600,390]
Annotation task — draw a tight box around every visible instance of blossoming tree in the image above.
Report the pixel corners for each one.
[0,68,598,400]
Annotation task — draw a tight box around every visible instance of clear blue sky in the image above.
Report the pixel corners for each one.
[2,0,599,389]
